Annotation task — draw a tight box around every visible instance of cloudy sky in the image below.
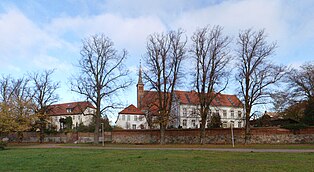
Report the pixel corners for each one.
[0,0,313,117]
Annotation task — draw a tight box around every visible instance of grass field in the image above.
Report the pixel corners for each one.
[61,143,314,149]
[1,148,314,172]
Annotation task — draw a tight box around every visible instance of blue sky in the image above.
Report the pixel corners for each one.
[0,0,314,119]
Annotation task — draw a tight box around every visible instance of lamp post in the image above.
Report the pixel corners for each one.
[230,121,234,148]
[101,123,104,146]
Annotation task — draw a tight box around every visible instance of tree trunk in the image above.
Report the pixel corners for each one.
[18,131,23,143]
[94,115,100,144]
[160,124,165,144]
[94,93,101,145]
[199,117,206,144]
[244,108,251,144]
[40,119,45,143]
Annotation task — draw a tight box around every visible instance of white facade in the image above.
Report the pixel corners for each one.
[134,63,244,129]
[116,114,148,129]
[49,107,94,131]
[177,104,244,129]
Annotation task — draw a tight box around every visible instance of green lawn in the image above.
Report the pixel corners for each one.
[58,143,314,150]
[1,148,314,172]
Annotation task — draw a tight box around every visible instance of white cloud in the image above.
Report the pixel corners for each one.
[0,8,66,72]
[173,0,287,38]
[47,13,166,51]
[1,0,314,109]
[32,55,72,71]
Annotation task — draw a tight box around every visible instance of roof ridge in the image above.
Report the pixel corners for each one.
[119,104,145,115]
[50,101,91,106]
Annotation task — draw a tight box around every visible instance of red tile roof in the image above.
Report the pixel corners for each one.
[118,104,145,115]
[140,90,243,112]
[140,91,172,115]
[175,90,243,107]
[47,101,95,116]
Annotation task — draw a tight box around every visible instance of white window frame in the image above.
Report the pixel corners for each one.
[238,121,242,128]
[238,111,242,118]
[182,119,187,127]
[191,120,196,127]
[183,108,187,116]
[223,110,227,117]
[66,108,72,113]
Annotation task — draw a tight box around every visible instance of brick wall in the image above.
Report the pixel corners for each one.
[3,127,314,144]
[3,132,112,143]
[112,127,314,144]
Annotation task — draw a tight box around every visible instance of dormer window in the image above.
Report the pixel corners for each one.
[66,108,73,113]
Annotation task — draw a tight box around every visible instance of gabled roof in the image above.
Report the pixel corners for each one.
[118,104,145,115]
[141,90,243,110]
[174,90,242,107]
[47,101,95,116]
[141,91,171,115]
[138,90,242,117]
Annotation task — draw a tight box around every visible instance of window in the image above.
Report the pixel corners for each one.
[134,115,137,121]
[122,115,125,120]
[73,116,76,121]
[182,119,187,127]
[222,122,227,128]
[238,121,242,128]
[230,110,234,118]
[192,108,196,114]
[183,108,187,116]
[216,110,219,115]
[192,120,196,127]
[127,115,130,121]
[230,121,234,127]
[223,110,227,117]
[78,116,81,123]
[66,108,72,113]
[207,111,211,118]
[132,124,136,129]
[238,111,242,118]
[139,116,143,121]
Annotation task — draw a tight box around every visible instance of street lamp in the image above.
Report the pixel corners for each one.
[101,123,104,146]
[230,120,235,148]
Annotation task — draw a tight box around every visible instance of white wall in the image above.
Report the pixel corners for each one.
[49,108,95,131]
[116,114,148,129]
[178,104,244,129]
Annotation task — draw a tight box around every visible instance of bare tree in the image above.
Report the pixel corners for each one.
[288,62,314,100]
[287,62,314,124]
[29,70,59,143]
[143,29,187,144]
[0,75,14,106]
[71,34,131,144]
[235,29,285,142]
[190,26,231,144]
[270,90,294,113]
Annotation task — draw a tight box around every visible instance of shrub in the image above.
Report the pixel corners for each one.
[0,140,7,150]
[207,113,222,128]
[112,126,124,130]
[281,123,308,131]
